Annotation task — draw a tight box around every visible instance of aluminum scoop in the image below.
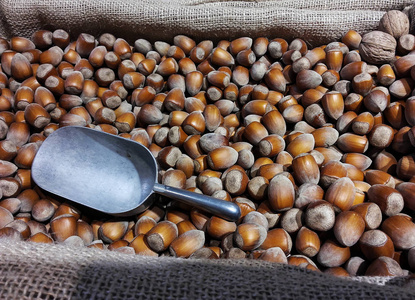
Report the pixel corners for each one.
[31,126,241,221]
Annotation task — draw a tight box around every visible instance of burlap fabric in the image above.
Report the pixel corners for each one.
[1,1,415,299]
[0,0,413,47]
[0,240,414,300]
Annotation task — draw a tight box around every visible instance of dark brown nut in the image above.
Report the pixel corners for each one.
[286,133,315,158]
[257,247,287,264]
[333,211,365,247]
[367,184,404,217]
[264,68,286,93]
[368,124,394,149]
[323,267,350,277]
[377,64,396,86]
[11,53,33,81]
[258,134,285,158]
[365,256,404,276]
[50,214,77,242]
[199,133,229,154]
[305,200,336,232]
[351,202,382,230]
[31,198,55,222]
[223,168,249,196]
[344,257,369,276]
[291,153,320,186]
[359,230,394,261]
[378,10,410,39]
[39,46,63,67]
[341,30,362,49]
[295,70,322,91]
[337,133,368,154]
[128,234,158,256]
[294,183,323,209]
[389,78,414,99]
[358,31,396,64]
[268,173,295,212]
[320,91,344,120]
[176,220,197,236]
[24,103,51,129]
[242,211,268,230]
[279,208,303,234]
[318,160,346,189]
[145,220,178,252]
[342,153,372,171]
[261,110,286,137]
[75,219,93,245]
[0,206,13,229]
[382,215,415,250]
[295,226,320,258]
[206,216,236,239]
[169,230,205,258]
[324,177,355,212]
[304,103,328,128]
[207,146,238,170]
[339,61,366,81]
[246,176,268,202]
[234,222,267,251]
[259,228,292,255]
[351,72,373,96]
[0,227,23,241]
[134,216,157,236]
[395,182,415,211]
[317,239,351,268]
[266,38,288,59]
[365,169,395,188]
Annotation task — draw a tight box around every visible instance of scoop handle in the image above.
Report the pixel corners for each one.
[153,183,241,221]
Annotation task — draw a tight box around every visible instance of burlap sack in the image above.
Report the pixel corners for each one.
[0,0,413,47]
[1,1,415,299]
[1,240,414,300]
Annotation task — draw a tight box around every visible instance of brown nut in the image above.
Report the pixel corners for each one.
[365,256,404,276]
[381,214,415,250]
[305,200,335,232]
[359,230,394,261]
[378,10,410,39]
[333,211,365,247]
[358,31,396,64]
[206,146,238,170]
[325,177,355,212]
[295,226,320,258]
[367,184,404,217]
[268,173,295,212]
[317,239,351,268]
[261,228,292,255]
[169,229,205,258]
[234,222,267,251]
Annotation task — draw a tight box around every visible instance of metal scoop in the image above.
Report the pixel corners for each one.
[31,126,241,221]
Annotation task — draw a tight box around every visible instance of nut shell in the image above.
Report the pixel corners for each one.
[358,31,396,64]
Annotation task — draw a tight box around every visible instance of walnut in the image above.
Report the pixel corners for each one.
[378,10,410,39]
[358,31,396,65]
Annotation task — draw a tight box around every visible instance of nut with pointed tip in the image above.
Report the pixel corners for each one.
[169,229,205,258]
[295,226,320,258]
[382,214,415,250]
[234,222,267,251]
[317,239,351,268]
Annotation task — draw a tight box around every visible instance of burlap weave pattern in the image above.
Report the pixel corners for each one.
[0,240,414,300]
[0,0,413,47]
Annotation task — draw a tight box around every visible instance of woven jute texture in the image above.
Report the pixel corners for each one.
[0,0,413,47]
[0,240,414,300]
